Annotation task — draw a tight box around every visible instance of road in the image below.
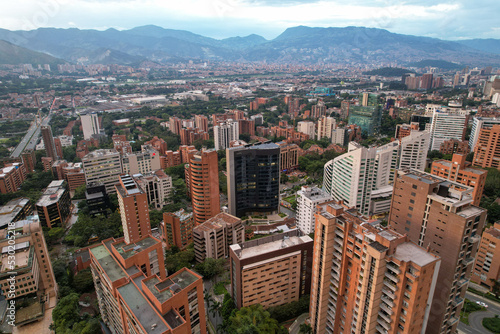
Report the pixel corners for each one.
[289,313,309,334]
[280,205,296,218]
[10,115,52,157]
[458,291,500,334]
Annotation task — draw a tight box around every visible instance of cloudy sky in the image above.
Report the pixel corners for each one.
[1,0,498,40]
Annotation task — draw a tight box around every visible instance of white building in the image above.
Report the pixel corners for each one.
[425,104,469,151]
[323,141,399,216]
[133,170,173,209]
[82,149,122,194]
[399,131,430,171]
[331,128,346,146]
[316,116,336,140]
[80,113,105,140]
[214,119,239,151]
[469,116,500,151]
[297,121,315,138]
[296,186,332,234]
[122,146,161,175]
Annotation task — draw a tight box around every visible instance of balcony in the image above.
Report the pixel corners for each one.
[457,278,468,288]
[334,237,344,245]
[376,324,389,334]
[384,279,398,291]
[381,296,394,308]
[386,263,401,274]
[380,303,393,316]
[334,244,343,253]
[333,251,342,260]
[331,272,340,282]
[452,296,464,307]
[330,277,339,287]
[385,272,400,283]
[447,316,459,326]
[335,230,344,238]
[382,288,395,300]
[332,258,341,268]
[377,314,391,330]
[469,234,480,243]
[329,290,338,302]
[464,257,475,266]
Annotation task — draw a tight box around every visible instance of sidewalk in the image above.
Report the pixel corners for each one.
[289,313,309,334]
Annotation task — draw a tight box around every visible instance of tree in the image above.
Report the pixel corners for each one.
[194,257,226,279]
[73,185,86,200]
[490,279,500,299]
[46,227,65,244]
[51,293,80,331]
[72,269,95,293]
[227,304,287,334]
[299,324,313,334]
[427,150,444,160]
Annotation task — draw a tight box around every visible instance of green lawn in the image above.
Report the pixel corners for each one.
[283,196,296,205]
[213,281,229,295]
[483,316,500,333]
[460,299,485,325]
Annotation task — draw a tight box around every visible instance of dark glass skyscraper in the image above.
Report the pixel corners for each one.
[226,142,280,217]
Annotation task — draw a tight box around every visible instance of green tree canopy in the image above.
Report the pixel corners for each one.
[227,304,288,334]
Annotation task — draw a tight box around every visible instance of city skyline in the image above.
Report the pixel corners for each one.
[1,0,499,41]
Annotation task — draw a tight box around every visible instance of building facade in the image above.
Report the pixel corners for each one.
[193,212,244,263]
[122,146,161,175]
[472,222,500,291]
[399,130,430,171]
[310,202,440,334]
[162,209,194,251]
[115,174,151,244]
[296,186,332,235]
[133,170,173,210]
[227,143,280,217]
[82,149,122,194]
[214,119,239,151]
[230,230,313,309]
[186,150,220,226]
[473,124,500,170]
[36,180,71,228]
[431,154,487,206]
[41,125,58,161]
[388,170,487,334]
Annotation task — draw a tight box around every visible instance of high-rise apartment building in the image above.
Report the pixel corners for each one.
[276,141,299,172]
[0,221,58,306]
[472,222,500,291]
[310,202,440,334]
[316,116,336,140]
[0,197,33,229]
[214,119,239,151]
[162,209,194,251]
[348,93,381,136]
[89,235,207,334]
[82,149,122,194]
[425,104,469,151]
[41,125,58,160]
[296,186,332,235]
[115,174,151,244]
[122,146,161,175]
[439,138,470,156]
[230,230,313,309]
[193,212,244,263]
[186,150,220,226]
[297,121,315,138]
[36,180,71,228]
[227,142,280,217]
[473,124,500,170]
[194,115,209,133]
[169,116,182,135]
[323,141,399,216]
[80,112,104,140]
[0,162,26,194]
[311,101,326,118]
[133,170,173,210]
[388,170,487,334]
[431,154,487,206]
[399,130,430,171]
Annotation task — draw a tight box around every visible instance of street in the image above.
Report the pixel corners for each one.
[458,292,500,334]
[11,114,52,157]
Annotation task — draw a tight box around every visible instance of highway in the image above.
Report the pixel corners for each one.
[10,115,52,158]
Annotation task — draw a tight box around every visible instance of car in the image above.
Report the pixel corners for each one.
[475,301,488,308]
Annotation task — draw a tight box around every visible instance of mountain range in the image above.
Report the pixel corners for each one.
[0,25,499,67]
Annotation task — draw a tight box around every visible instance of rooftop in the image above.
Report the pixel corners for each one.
[195,212,241,232]
[393,242,439,267]
[0,198,30,228]
[232,231,312,260]
[89,244,126,282]
[36,181,67,207]
[113,236,160,260]
[117,281,170,333]
[82,149,120,160]
[143,270,199,304]
[1,244,32,273]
